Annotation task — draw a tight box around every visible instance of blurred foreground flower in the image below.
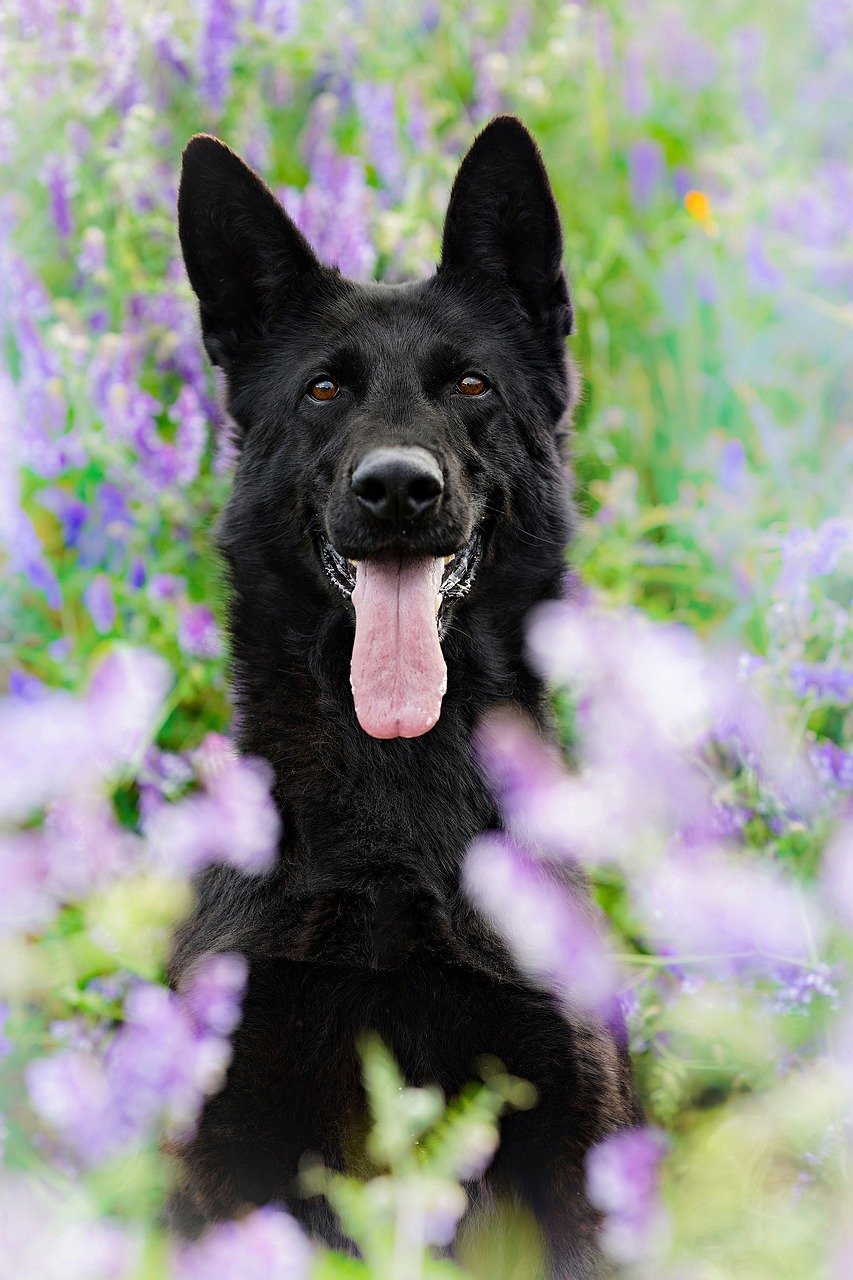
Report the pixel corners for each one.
[586,1127,669,1264]
[26,952,248,1165]
[171,1206,312,1280]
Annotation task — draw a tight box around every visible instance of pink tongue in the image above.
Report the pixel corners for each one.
[350,555,447,739]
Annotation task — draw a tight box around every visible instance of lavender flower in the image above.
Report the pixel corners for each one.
[355,82,404,199]
[718,438,747,492]
[283,145,377,279]
[586,1127,668,1263]
[821,820,853,928]
[464,834,619,1019]
[145,733,280,875]
[172,1206,312,1280]
[628,139,665,209]
[27,955,248,1164]
[182,952,248,1036]
[83,574,117,633]
[178,602,224,659]
[196,0,240,114]
[253,0,301,39]
[40,153,76,241]
[639,847,822,972]
[0,1173,139,1280]
[789,661,853,704]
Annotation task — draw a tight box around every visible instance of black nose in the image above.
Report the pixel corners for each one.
[350,447,444,526]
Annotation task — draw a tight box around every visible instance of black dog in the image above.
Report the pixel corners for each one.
[171,116,639,1278]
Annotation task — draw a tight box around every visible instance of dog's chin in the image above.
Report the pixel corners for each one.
[318,530,484,739]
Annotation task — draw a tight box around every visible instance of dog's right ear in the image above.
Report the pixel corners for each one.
[178,135,321,367]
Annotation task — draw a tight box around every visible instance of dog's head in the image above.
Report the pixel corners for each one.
[178,116,575,740]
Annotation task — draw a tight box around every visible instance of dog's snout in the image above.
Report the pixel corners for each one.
[350,447,444,526]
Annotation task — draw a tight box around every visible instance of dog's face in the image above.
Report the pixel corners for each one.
[178,117,574,740]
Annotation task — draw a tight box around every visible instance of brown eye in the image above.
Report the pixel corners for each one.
[308,377,339,402]
[457,373,489,396]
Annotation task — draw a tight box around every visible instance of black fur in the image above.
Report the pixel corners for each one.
[171,116,640,1278]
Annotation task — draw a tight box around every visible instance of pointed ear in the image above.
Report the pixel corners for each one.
[439,116,572,341]
[177,135,322,367]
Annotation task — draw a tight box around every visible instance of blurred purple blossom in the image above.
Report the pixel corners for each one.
[628,139,665,208]
[821,821,853,929]
[464,834,619,1019]
[0,647,170,823]
[253,0,301,39]
[355,82,404,199]
[0,1173,139,1280]
[179,602,224,659]
[0,1004,11,1063]
[789,662,853,704]
[172,1206,312,1280]
[145,733,280,875]
[746,229,785,292]
[83,574,117,633]
[639,847,822,972]
[27,954,247,1165]
[771,962,840,1014]
[718,438,747,492]
[810,741,853,794]
[623,44,651,117]
[182,952,248,1036]
[283,145,377,279]
[196,0,240,113]
[41,153,76,241]
[586,1127,668,1263]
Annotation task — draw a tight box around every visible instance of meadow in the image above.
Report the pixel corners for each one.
[0,1,851,1276]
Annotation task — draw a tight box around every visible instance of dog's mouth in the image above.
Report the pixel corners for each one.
[320,531,484,740]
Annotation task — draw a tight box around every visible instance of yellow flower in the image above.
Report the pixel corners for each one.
[684,189,714,228]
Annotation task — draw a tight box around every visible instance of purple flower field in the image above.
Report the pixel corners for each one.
[0,1,850,1276]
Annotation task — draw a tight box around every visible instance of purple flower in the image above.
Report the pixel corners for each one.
[718,438,747,493]
[0,1004,11,1063]
[43,791,138,898]
[771,962,840,1014]
[172,1206,312,1280]
[85,646,173,773]
[639,847,822,973]
[821,821,853,928]
[253,0,301,39]
[27,957,248,1166]
[355,82,404,199]
[776,519,851,597]
[41,153,76,241]
[196,0,240,113]
[78,226,107,279]
[37,488,88,548]
[810,741,853,794]
[0,647,171,824]
[746,229,785,292]
[790,662,853,704]
[149,572,186,601]
[464,834,619,1019]
[145,734,280,875]
[182,952,248,1036]
[8,670,48,700]
[0,830,55,936]
[83,574,117,634]
[282,145,377,279]
[586,1127,668,1263]
[628,139,665,209]
[0,1172,140,1280]
[179,603,224,659]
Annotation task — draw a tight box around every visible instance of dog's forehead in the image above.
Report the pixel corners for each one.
[319,275,496,366]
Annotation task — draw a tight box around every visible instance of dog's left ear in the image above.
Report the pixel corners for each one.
[439,116,572,340]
